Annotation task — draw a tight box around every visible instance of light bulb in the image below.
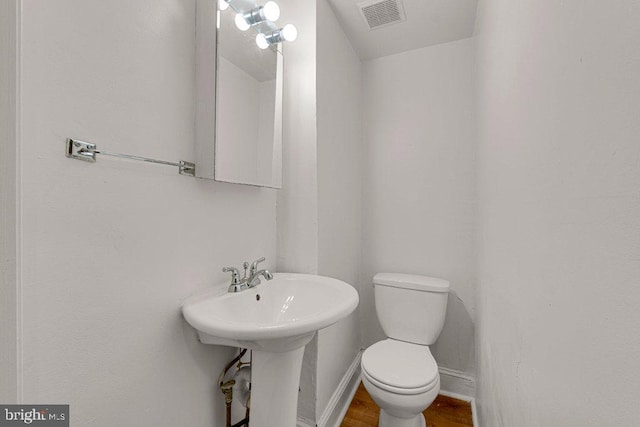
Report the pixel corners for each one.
[235,13,250,31]
[218,0,229,11]
[281,24,297,42]
[256,33,270,49]
[262,1,280,22]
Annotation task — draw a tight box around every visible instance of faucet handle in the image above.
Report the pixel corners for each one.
[243,261,250,278]
[249,257,266,275]
[222,266,240,285]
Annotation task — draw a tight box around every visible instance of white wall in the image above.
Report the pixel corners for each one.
[276,1,364,423]
[474,0,640,425]
[361,39,476,376]
[275,0,319,422]
[0,0,19,404]
[276,0,318,275]
[16,1,276,425]
[316,0,363,420]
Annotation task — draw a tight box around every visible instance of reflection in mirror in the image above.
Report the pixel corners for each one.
[215,2,283,188]
[195,0,296,188]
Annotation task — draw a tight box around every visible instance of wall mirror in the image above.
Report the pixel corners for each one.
[195,0,295,189]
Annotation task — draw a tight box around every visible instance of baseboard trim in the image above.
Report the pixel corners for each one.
[438,366,475,397]
[296,417,315,427]
[317,350,362,427]
[299,358,477,427]
[438,390,478,427]
[439,367,477,426]
[471,397,478,427]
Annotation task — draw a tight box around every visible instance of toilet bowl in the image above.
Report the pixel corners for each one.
[361,339,440,427]
[361,273,450,427]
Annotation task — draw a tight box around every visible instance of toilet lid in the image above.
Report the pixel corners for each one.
[362,339,439,390]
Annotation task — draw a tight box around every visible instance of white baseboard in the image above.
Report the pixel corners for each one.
[297,418,316,427]
[438,367,477,426]
[471,397,479,427]
[439,389,478,427]
[317,350,362,427]
[438,366,476,397]
[298,358,478,427]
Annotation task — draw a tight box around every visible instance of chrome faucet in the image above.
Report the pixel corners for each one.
[247,257,274,287]
[223,257,273,293]
[222,266,246,293]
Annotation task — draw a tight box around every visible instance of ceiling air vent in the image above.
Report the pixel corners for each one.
[357,0,406,30]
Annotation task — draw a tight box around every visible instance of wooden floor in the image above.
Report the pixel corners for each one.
[341,383,473,427]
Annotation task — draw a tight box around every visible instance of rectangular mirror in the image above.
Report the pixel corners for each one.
[195,0,283,188]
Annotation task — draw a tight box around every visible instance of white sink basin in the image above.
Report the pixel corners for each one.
[182,273,358,351]
[182,273,359,427]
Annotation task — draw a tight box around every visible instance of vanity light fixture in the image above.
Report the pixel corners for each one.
[235,1,280,31]
[234,13,251,31]
[255,23,298,49]
[218,0,230,11]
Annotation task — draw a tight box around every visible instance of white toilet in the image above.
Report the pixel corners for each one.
[361,273,450,427]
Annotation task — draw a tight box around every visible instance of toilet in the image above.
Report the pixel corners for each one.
[361,273,450,427]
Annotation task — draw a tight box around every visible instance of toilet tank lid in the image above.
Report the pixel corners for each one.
[373,273,450,293]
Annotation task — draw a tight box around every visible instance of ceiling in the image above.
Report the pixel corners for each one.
[326,0,478,60]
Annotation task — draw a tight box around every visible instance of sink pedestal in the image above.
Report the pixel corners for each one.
[250,347,305,427]
[182,273,359,426]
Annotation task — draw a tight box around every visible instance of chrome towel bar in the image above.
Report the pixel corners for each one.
[65,138,195,176]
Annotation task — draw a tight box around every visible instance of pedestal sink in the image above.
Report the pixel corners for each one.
[182,273,359,427]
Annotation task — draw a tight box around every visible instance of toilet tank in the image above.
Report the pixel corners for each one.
[373,273,450,345]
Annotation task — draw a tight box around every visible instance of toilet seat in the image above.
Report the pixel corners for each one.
[361,339,439,395]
